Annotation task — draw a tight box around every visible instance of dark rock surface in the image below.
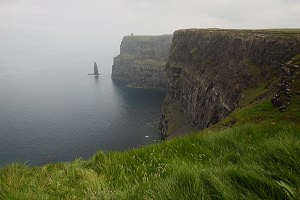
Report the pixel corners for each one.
[94,62,99,75]
[89,62,100,76]
[111,35,173,88]
[161,29,300,137]
[271,54,300,111]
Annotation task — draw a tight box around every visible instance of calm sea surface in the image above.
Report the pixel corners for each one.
[0,58,165,166]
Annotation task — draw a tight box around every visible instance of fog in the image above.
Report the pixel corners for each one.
[0,0,299,74]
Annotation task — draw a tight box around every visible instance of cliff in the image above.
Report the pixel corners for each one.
[161,29,300,138]
[111,35,173,88]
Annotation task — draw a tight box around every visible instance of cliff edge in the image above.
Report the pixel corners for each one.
[160,29,300,138]
[111,35,172,88]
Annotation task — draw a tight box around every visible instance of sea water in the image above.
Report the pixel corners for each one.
[0,57,165,165]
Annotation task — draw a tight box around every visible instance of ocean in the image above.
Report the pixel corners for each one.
[0,56,165,165]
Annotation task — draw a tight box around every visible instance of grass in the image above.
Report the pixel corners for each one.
[239,84,269,106]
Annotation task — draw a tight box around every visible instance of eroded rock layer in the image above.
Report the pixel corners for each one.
[112,35,173,88]
[161,29,300,138]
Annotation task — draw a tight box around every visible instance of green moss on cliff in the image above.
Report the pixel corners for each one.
[292,54,300,65]
[245,59,261,76]
[190,47,198,55]
[162,99,192,138]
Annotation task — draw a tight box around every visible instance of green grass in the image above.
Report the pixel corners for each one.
[214,87,300,133]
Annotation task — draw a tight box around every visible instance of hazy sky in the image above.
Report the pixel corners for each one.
[0,0,299,74]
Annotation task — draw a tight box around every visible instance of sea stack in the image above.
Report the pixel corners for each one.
[94,62,99,75]
[89,62,99,75]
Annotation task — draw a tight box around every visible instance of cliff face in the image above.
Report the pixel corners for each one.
[161,29,300,138]
[112,35,173,88]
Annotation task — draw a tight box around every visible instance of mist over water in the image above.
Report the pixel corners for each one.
[0,55,165,166]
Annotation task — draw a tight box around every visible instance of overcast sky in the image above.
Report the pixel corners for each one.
[0,0,299,74]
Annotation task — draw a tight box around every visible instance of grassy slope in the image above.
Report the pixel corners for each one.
[1,56,300,199]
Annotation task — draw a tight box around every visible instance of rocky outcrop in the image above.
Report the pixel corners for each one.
[89,62,99,76]
[112,35,173,88]
[161,29,300,138]
[94,62,99,75]
[271,54,300,111]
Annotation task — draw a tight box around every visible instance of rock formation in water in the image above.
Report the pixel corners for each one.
[111,34,173,88]
[89,62,100,76]
[160,29,300,138]
[94,62,99,75]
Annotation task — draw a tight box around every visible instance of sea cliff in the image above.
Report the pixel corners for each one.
[160,29,300,138]
[111,35,172,88]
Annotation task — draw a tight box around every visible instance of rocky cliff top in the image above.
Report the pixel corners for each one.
[175,28,300,37]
